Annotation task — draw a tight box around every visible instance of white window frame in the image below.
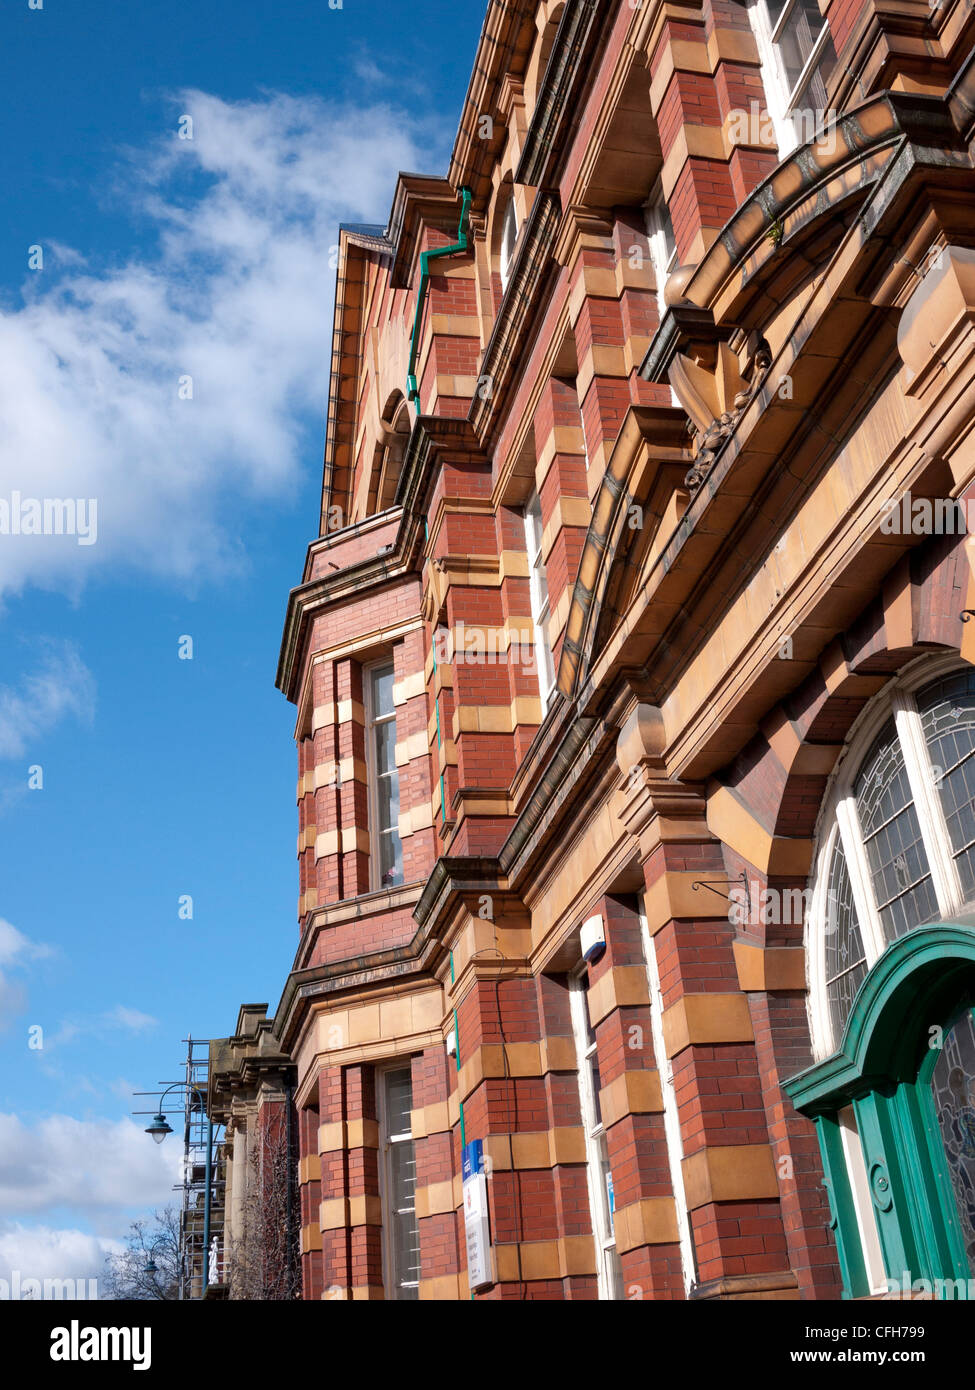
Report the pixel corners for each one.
[377,1062,420,1299]
[808,654,975,1060]
[748,0,836,154]
[837,1105,887,1296]
[363,659,404,892]
[639,900,697,1293]
[569,964,623,1299]
[499,198,519,294]
[644,186,680,409]
[523,492,556,708]
[644,184,678,323]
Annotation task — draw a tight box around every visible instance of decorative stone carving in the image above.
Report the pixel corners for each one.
[668,339,773,492]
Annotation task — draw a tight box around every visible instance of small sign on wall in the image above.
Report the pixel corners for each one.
[462,1139,494,1291]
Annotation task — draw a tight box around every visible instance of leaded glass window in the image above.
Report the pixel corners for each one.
[918,669,975,900]
[931,1009,975,1265]
[823,838,867,1041]
[814,663,975,1053]
[854,720,938,941]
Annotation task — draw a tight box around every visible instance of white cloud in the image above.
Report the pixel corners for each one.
[39,1006,157,1055]
[0,977,27,1025]
[0,1114,179,1217]
[0,89,433,601]
[0,920,50,968]
[0,1222,122,1292]
[0,641,96,759]
[353,57,386,84]
[109,1078,142,1101]
[0,919,51,1032]
[104,1006,157,1033]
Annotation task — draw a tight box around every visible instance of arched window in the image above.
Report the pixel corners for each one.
[810,659,975,1055]
[374,400,411,513]
[790,657,975,1299]
[499,199,519,294]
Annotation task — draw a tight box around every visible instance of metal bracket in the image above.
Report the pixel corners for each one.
[691,871,751,918]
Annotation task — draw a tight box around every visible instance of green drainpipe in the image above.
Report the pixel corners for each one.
[406,187,472,403]
[450,948,465,1151]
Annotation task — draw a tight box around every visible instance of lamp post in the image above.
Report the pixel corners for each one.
[143,1235,172,1289]
[143,1082,213,1298]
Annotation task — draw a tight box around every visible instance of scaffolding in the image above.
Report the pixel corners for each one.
[134,1036,226,1299]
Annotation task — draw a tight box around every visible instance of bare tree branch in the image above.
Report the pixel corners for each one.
[102,1206,181,1301]
[225,1113,300,1300]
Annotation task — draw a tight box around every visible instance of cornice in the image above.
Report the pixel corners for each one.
[827,0,969,117]
[515,0,614,191]
[467,189,561,444]
[386,173,457,289]
[448,0,537,208]
[275,525,423,704]
[293,881,424,973]
[278,415,483,704]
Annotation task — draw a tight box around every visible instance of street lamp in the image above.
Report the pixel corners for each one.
[145,1113,172,1145]
[142,1082,214,1297]
[143,1235,169,1279]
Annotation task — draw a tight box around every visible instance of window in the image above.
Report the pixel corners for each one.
[365,661,404,890]
[499,198,519,293]
[811,661,975,1055]
[930,1008,975,1263]
[639,902,697,1292]
[644,186,678,321]
[749,0,838,153]
[375,402,410,512]
[523,492,556,708]
[570,967,624,1299]
[792,661,975,1301]
[378,1065,420,1299]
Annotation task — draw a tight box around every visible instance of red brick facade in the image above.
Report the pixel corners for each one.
[214,0,975,1301]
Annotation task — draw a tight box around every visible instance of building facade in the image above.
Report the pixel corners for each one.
[207,1007,299,1300]
[230,0,975,1299]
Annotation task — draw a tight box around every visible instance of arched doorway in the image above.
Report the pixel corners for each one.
[788,924,975,1297]
[789,655,975,1297]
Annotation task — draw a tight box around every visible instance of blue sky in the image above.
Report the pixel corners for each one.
[0,0,482,1289]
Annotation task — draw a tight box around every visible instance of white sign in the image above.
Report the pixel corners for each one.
[462,1141,494,1291]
